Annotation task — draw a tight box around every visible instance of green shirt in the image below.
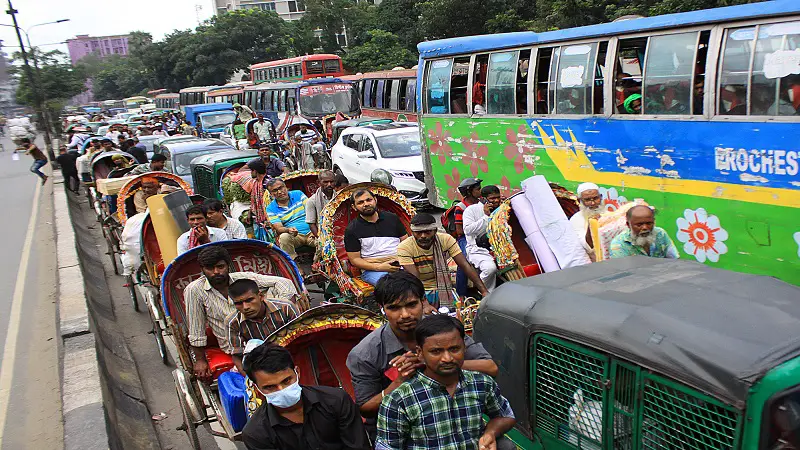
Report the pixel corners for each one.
[609,226,680,259]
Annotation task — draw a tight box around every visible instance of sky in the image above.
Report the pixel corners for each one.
[0,0,215,61]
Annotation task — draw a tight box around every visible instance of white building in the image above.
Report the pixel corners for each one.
[212,0,380,22]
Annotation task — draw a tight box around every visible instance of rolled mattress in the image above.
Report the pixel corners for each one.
[509,193,560,273]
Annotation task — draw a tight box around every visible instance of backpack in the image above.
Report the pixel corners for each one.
[441,200,467,237]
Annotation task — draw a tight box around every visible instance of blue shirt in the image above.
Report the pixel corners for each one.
[266,190,311,235]
[609,226,680,259]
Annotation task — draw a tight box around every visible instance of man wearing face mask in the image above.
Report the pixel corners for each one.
[242,342,370,450]
[609,205,679,259]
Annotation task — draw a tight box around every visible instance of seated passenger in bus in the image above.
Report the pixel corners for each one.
[720,85,747,115]
[472,63,487,115]
[622,93,642,114]
[615,73,641,113]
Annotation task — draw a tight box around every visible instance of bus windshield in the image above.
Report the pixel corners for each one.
[298,84,359,117]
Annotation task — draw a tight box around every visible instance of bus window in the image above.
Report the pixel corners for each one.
[287,89,296,113]
[364,80,373,108]
[398,79,409,111]
[371,80,380,108]
[693,31,711,115]
[643,32,698,114]
[615,38,646,114]
[751,21,800,116]
[487,51,518,114]
[389,80,400,110]
[376,80,386,108]
[517,50,530,114]
[451,57,471,114]
[473,55,489,114]
[324,59,340,73]
[407,81,417,112]
[593,43,607,114]
[719,27,754,115]
[278,90,286,112]
[534,47,557,114]
[295,64,302,76]
[273,91,279,111]
[425,59,452,114]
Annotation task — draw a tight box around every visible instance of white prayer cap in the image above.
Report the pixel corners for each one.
[576,182,600,196]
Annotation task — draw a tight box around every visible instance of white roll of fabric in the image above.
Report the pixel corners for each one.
[522,175,592,270]
[509,193,560,273]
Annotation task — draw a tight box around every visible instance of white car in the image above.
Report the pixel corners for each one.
[331,123,427,205]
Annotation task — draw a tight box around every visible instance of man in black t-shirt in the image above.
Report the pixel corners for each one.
[55,146,80,193]
[343,189,408,286]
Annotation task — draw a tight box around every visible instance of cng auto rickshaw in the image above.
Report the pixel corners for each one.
[473,256,800,450]
[190,150,258,201]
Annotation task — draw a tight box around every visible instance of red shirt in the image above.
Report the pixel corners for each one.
[454,198,478,237]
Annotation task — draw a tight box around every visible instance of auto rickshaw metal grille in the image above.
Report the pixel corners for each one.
[192,167,214,199]
[532,335,609,449]
[641,374,740,450]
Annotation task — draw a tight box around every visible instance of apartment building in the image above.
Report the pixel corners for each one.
[66,34,130,66]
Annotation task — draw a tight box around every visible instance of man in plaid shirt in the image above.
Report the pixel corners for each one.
[375,315,516,450]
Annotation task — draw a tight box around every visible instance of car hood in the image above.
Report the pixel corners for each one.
[383,155,423,173]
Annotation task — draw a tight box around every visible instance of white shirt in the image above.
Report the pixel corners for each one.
[569,212,593,254]
[462,203,492,256]
[253,121,271,141]
[67,133,89,149]
[222,217,248,239]
[176,226,228,255]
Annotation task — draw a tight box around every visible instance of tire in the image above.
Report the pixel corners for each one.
[104,229,119,275]
[126,274,139,312]
[176,386,202,450]
[154,322,168,365]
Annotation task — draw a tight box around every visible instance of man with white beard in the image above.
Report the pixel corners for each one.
[569,182,604,262]
[609,205,679,259]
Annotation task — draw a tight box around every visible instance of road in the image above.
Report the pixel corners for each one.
[0,135,63,449]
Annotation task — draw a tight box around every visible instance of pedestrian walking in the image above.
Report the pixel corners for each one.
[17,137,48,185]
[55,146,80,193]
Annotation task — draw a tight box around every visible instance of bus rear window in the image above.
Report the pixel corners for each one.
[762,386,800,449]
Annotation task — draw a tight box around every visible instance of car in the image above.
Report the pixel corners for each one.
[330,117,394,145]
[331,123,427,205]
[136,135,163,161]
[156,138,235,188]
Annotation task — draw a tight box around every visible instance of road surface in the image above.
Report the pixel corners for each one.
[0,135,63,449]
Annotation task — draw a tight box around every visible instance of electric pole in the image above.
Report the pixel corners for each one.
[6,0,55,161]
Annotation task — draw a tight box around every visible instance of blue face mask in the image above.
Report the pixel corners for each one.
[260,372,302,409]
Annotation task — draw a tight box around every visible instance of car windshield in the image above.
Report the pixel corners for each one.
[299,86,359,117]
[174,149,219,175]
[201,112,236,128]
[376,131,421,158]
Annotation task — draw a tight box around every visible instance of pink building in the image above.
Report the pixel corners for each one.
[66,34,130,66]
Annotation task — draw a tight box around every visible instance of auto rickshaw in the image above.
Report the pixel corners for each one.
[473,256,800,450]
[190,150,258,201]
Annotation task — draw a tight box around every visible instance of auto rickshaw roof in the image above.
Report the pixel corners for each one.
[475,256,800,405]
[190,150,258,168]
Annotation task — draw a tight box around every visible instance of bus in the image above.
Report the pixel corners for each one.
[344,69,418,121]
[206,86,244,105]
[178,86,219,111]
[250,54,345,84]
[123,96,149,108]
[243,78,360,139]
[417,1,800,286]
[154,93,179,110]
[147,89,168,97]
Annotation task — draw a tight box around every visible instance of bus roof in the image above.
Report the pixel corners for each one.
[243,78,350,91]
[207,87,244,96]
[155,93,179,99]
[250,54,341,70]
[179,85,220,93]
[361,69,417,79]
[417,0,800,58]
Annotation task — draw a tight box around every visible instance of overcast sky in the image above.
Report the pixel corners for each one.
[0,0,215,61]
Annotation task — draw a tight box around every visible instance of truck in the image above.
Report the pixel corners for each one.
[182,103,236,139]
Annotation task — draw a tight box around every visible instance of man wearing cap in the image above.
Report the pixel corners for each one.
[233,103,255,123]
[462,185,503,292]
[452,177,482,296]
[570,182,604,262]
[397,213,489,310]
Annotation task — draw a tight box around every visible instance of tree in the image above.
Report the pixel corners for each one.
[298,0,353,53]
[342,30,417,73]
[375,0,425,52]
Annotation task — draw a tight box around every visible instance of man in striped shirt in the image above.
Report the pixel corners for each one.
[184,246,299,380]
[226,278,299,373]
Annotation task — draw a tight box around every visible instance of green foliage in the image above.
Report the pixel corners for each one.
[342,30,417,73]
[13,49,86,106]
[375,0,425,52]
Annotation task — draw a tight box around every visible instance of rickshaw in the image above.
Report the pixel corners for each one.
[90,151,138,270]
[138,213,170,364]
[243,117,280,153]
[190,150,258,201]
[282,121,330,171]
[317,182,415,305]
[162,240,311,447]
[487,183,580,281]
[473,256,800,450]
[115,173,193,308]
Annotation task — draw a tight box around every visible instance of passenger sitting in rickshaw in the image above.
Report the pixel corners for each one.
[130,153,171,175]
[397,213,489,310]
[569,182,603,262]
[225,279,298,374]
[204,199,248,240]
[462,185,503,293]
[346,271,498,442]
[242,342,371,450]
[257,146,288,178]
[132,176,161,214]
[185,246,299,380]
[609,205,679,259]
[343,188,408,286]
[176,205,229,255]
[305,170,336,238]
[233,118,248,150]
[265,178,316,261]
[253,113,273,144]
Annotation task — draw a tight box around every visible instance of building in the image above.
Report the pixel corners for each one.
[66,34,130,66]
[212,0,380,22]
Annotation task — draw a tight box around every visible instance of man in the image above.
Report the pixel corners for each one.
[17,137,48,185]
[184,246,298,379]
[609,204,679,259]
[569,182,604,261]
[293,133,315,171]
[55,146,80,193]
[451,178,482,295]
[344,189,408,286]
[266,179,315,260]
[204,199,248,239]
[397,213,488,309]
[462,185,503,292]
[181,120,197,136]
[335,173,349,192]
[66,128,90,151]
[233,118,248,150]
[133,176,161,214]
[294,123,316,145]
[100,138,116,152]
[346,271,498,442]
[376,314,516,450]
[253,113,272,143]
[305,170,336,238]
[130,153,171,175]
[176,205,229,255]
[233,103,255,123]
[242,342,370,450]
[226,279,298,373]
[247,159,272,241]
[76,139,102,182]
[124,138,148,164]
[257,146,288,178]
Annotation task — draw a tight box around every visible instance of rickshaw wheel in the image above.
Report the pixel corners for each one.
[144,290,169,365]
[103,226,120,275]
[125,274,139,312]
[176,386,202,450]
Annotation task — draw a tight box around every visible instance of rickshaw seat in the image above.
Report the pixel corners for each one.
[522,264,542,277]
[352,277,375,298]
[204,348,234,380]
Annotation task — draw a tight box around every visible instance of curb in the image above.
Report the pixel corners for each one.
[53,173,110,450]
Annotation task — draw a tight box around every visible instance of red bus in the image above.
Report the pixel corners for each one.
[345,69,418,121]
[250,54,345,84]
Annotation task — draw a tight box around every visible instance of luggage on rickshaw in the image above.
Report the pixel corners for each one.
[317,182,415,305]
[161,240,311,447]
[474,257,800,450]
